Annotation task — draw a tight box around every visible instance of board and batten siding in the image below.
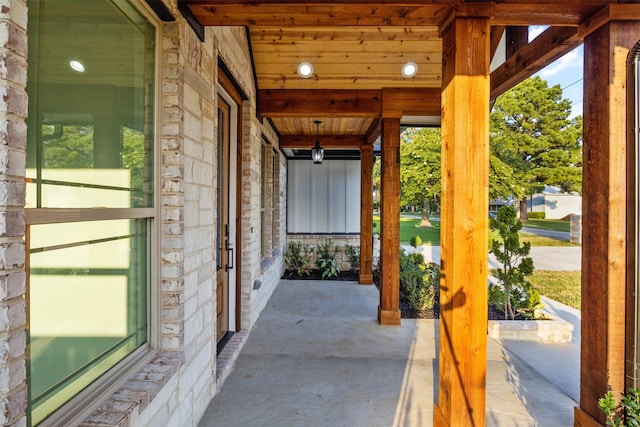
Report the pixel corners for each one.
[288,160,360,233]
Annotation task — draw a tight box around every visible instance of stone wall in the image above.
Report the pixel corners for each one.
[0,0,28,425]
[286,234,363,273]
[0,1,286,425]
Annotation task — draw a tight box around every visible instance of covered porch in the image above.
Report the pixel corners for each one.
[199,279,577,426]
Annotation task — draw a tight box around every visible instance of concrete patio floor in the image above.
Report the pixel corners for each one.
[199,280,577,426]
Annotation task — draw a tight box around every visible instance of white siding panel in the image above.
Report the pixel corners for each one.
[345,161,361,231]
[329,161,346,232]
[287,159,361,233]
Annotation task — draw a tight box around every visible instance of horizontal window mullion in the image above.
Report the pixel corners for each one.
[30,233,142,253]
[26,208,155,225]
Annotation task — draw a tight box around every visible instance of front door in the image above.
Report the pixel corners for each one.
[216,95,231,343]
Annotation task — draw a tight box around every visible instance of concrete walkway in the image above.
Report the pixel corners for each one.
[415,245,581,271]
[199,280,578,426]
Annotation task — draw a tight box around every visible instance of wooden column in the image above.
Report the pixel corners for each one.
[575,21,640,427]
[378,118,401,325]
[359,143,374,285]
[434,16,490,427]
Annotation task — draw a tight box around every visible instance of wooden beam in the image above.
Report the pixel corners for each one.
[187,1,614,27]
[435,16,489,427]
[505,26,529,58]
[365,119,381,145]
[186,2,451,26]
[490,25,505,62]
[579,4,640,39]
[490,26,581,100]
[575,20,640,427]
[359,144,374,285]
[382,88,441,118]
[279,134,365,149]
[378,118,401,326]
[259,89,381,118]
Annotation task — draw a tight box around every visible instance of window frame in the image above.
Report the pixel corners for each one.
[24,0,162,424]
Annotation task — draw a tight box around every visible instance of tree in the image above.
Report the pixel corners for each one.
[490,76,582,219]
[400,128,441,226]
[489,205,538,320]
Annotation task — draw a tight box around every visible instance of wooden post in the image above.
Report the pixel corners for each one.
[574,21,640,427]
[434,16,490,427]
[360,143,374,285]
[378,117,401,325]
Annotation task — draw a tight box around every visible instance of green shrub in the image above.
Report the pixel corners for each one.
[410,235,422,248]
[285,241,313,277]
[527,212,546,219]
[599,388,640,427]
[399,249,439,312]
[316,239,340,279]
[344,244,360,274]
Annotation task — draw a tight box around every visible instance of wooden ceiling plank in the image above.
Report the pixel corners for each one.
[490,25,581,100]
[259,89,382,118]
[280,134,366,149]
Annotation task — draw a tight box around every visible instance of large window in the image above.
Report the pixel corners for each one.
[26,0,156,424]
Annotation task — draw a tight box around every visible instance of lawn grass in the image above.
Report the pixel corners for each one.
[373,215,577,246]
[373,216,441,245]
[529,270,581,310]
[523,219,571,232]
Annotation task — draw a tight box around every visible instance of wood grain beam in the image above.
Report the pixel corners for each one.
[260,88,441,119]
[577,20,640,427]
[359,144,374,285]
[187,2,450,26]
[435,16,489,427]
[382,88,441,118]
[579,4,640,39]
[279,134,365,149]
[378,118,401,326]
[186,1,614,27]
[490,26,581,100]
[505,26,529,58]
[259,89,381,118]
[490,25,505,62]
[365,119,381,145]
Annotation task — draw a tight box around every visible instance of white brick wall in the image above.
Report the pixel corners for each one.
[0,0,27,425]
[0,0,287,425]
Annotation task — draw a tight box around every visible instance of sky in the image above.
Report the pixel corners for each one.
[529,26,584,118]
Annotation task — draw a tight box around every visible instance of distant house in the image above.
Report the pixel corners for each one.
[527,186,582,219]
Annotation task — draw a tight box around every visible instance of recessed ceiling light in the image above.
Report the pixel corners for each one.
[401,62,418,78]
[297,62,313,78]
[69,59,86,73]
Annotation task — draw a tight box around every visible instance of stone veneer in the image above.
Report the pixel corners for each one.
[0,1,286,425]
[286,234,376,273]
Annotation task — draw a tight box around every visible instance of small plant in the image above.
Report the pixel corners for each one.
[490,205,540,320]
[284,241,313,277]
[410,235,422,249]
[316,239,340,279]
[599,388,640,426]
[344,244,360,274]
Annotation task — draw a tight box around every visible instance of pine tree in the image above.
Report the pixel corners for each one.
[490,76,582,219]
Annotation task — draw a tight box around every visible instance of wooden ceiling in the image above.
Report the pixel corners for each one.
[184,1,638,154]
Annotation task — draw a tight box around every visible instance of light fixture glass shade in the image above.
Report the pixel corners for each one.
[401,61,417,78]
[311,140,324,164]
[297,62,314,78]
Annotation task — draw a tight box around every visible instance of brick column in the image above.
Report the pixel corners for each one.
[0,0,28,425]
